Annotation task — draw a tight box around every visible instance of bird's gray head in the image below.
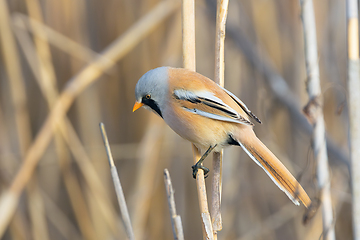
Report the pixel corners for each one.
[133,66,169,118]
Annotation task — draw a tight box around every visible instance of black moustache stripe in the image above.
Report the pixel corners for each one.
[142,97,163,118]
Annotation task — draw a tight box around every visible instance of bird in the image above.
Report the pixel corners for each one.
[133,66,311,208]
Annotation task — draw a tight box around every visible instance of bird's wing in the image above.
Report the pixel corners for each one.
[173,89,253,125]
[220,86,262,124]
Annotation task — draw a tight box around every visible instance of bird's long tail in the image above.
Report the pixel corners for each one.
[238,131,311,208]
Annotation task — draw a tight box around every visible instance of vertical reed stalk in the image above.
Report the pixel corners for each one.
[182,0,196,70]
[182,0,214,239]
[212,0,229,236]
[299,0,335,239]
[346,0,360,239]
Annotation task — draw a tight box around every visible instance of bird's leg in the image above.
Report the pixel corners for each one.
[192,145,217,179]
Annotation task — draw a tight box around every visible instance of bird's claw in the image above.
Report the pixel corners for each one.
[192,164,209,179]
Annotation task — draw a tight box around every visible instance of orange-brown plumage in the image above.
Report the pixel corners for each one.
[236,127,312,208]
[134,66,311,208]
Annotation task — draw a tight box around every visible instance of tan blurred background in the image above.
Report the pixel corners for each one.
[0,0,351,239]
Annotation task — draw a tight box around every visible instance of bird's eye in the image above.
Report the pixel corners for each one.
[145,94,151,99]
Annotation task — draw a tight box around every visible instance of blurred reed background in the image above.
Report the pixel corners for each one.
[0,0,351,239]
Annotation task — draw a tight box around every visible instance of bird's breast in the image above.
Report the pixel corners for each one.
[163,101,235,151]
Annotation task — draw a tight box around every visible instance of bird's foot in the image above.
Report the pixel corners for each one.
[192,164,209,179]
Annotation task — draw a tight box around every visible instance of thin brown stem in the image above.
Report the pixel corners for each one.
[100,123,135,240]
[164,169,185,240]
[212,0,229,235]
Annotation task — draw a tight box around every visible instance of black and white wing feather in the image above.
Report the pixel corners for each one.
[220,86,262,124]
[173,89,253,126]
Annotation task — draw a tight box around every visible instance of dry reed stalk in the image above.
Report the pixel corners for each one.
[214,0,229,87]
[100,123,135,240]
[299,0,335,239]
[164,169,185,240]
[346,0,360,239]
[182,0,196,69]
[0,1,180,237]
[212,0,229,234]
[192,147,214,240]
[182,0,214,239]
[211,152,222,234]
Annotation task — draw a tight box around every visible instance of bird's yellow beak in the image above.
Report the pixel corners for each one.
[132,101,144,112]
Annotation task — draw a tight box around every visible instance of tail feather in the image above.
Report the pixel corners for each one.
[239,136,311,208]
